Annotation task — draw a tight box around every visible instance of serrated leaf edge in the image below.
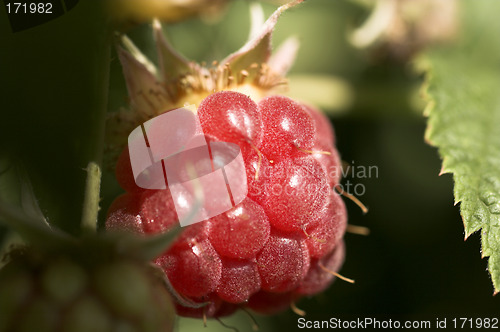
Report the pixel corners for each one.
[419,57,500,295]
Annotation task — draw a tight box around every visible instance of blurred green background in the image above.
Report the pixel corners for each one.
[1,0,499,331]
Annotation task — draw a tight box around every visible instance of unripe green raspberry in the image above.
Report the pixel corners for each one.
[61,295,111,332]
[0,261,33,332]
[0,248,175,332]
[93,261,153,318]
[41,258,87,304]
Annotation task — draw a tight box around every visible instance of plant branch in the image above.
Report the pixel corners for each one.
[81,162,102,232]
[81,15,112,232]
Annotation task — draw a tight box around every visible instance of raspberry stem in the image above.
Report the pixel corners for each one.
[81,162,101,232]
[81,37,111,233]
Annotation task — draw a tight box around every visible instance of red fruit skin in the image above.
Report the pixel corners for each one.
[295,241,345,296]
[312,143,342,187]
[292,141,342,187]
[257,232,310,293]
[261,157,330,232]
[258,96,316,163]
[243,143,272,204]
[216,259,261,303]
[139,189,178,234]
[105,193,143,234]
[146,107,200,160]
[107,91,348,318]
[106,190,179,234]
[207,198,270,259]
[157,223,222,298]
[198,91,262,145]
[305,193,347,258]
[303,104,335,146]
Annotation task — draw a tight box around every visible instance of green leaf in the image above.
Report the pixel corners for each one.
[0,157,47,225]
[0,1,111,235]
[422,0,500,293]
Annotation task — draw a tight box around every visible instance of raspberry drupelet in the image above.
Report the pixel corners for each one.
[107,91,348,318]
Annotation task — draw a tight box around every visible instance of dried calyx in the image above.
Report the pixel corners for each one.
[106,1,304,164]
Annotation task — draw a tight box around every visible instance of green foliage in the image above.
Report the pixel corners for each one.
[423,0,500,293]
[0,1,110,235]
[0,157,75,250]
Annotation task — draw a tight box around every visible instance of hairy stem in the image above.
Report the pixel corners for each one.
[81,16,112,232]
[81,162,102,232]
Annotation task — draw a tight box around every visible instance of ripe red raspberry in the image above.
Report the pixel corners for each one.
[258,96,315,163]
[256,231,310,293]
[295,240,345,295]
[207,197,270,259]
[107,91,347,318]
[198,91,262,146]
[216,259,261,303]
[157,225,222,298]
[261,157,330,232]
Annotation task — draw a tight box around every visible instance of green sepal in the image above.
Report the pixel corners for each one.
[153,19,195,81]
[0,158,75,251]
[221,0,304,74]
